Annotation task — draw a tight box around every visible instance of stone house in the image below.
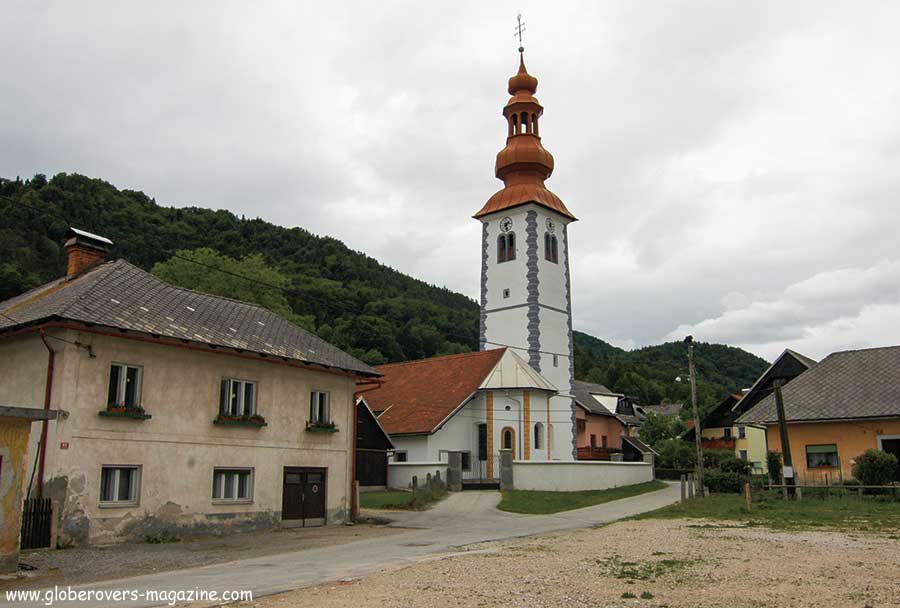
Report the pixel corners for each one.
[0,229,378,545]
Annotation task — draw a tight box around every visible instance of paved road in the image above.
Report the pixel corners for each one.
[4,483,679,607]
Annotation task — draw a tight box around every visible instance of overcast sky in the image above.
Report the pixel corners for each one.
[3,1,899,362]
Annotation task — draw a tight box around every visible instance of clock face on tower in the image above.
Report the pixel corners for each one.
[500,217,513,233]
[545,218,555,233]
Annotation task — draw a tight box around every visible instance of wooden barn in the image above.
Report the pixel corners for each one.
[355,397,393,487]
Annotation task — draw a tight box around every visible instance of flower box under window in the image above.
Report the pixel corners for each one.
[306,421,338,433]
[214,414,267,428]
[99,405,152,420]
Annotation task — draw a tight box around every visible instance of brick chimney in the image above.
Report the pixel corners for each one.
[65,228,113,277]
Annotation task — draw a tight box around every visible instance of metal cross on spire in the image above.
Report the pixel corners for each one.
[514,14,526,52]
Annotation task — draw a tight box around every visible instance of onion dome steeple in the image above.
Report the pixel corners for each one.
[474,49,576,221]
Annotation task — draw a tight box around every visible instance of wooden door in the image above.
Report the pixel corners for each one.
[282,469,304,520]
[282,467,327,525]
[302,469,326,521]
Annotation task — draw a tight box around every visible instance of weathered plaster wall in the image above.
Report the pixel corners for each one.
[2,330,356,545]
[387,462,447,490]
[0,417,32,572]
[766,419,900,482]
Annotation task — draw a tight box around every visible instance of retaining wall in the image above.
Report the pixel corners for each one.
[511,460,653,492]
[387,462,448,490]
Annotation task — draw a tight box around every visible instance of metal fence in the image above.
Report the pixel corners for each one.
[463,455,500,481]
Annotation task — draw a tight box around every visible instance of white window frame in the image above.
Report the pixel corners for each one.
[221,378,257,417]
[394,451,408,462]
[310,390,331,425]
[212,467,254,504]
[108,363,143,407]
[99,465,141,507]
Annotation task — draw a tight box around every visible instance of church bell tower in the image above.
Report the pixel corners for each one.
[473,46,578,460]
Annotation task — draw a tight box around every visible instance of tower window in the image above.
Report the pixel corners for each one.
[552,354,558,367]
[497,233,516,263]
[503,288,510,299]
[544,233,559,263]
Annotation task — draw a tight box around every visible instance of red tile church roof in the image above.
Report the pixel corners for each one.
[365,348,507,436]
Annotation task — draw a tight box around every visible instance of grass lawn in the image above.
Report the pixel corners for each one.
[498,480,668,514]
[359,489,414,509]
[636,491,900,532]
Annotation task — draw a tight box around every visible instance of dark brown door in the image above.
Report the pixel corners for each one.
[282,469,304,520]
[302,469,326,520]
[282,467,327,524]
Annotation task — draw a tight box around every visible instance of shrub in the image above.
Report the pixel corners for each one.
[705,470,747,494]
[852,449,898,486]
[703,449,736,470]
[718,456,752,476]
[656,439,696,470]
[766,451,783,482]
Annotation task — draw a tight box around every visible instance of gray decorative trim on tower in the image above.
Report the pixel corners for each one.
[525,210,541,372]
[479,222,489,351]
[562,223,578,459]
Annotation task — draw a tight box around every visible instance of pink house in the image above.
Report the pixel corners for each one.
[574,381,650,461]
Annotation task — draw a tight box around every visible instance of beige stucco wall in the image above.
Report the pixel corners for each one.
[0,417,33,572]
[1,328,357,545]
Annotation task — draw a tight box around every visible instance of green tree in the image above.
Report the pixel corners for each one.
[152,248,314,331]
[852,449,898,486]
[638,413,685,449]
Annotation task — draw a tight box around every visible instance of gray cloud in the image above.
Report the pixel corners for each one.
[2,0,900,361]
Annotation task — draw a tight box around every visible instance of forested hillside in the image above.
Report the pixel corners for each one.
[1,173,768,410]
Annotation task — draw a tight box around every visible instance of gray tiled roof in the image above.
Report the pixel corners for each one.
[0,259,378,377]
[738,345,900,424]
[573,380,618,417]
[641,403,684,417]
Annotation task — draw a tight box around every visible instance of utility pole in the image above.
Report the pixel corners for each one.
[773,380,795,497]
[685,336,705,498]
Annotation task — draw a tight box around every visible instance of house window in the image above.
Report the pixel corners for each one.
[533,422,543,450]
[552,354,559,367]
[590,434,597,448]
[601,435,608,448]
[213,468,253,502]
[219,378,257,417]
[502,428,514,450]
[739,450,748,461]
[806,444,839,469]
[310,391,330,425]
[738,426,746,439]
[460,452,472,471]
[100,465,140,506]
[723,428,732,439]
[544,233,559,263]
[107,364,142,408]
[395,451,408,462]
[497,233,516,263]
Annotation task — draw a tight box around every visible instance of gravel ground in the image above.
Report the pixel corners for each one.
[3,523,399,591]
[242,519,900,608]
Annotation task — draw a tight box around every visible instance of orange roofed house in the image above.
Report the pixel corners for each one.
[739,345,900,483]
[362,348,560,484]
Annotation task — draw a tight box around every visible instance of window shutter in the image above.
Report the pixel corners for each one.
[309,392,316,423]
[219,379,229,415]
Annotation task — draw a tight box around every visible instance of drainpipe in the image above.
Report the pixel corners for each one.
[37,331,56,499]
[350,394,359,520]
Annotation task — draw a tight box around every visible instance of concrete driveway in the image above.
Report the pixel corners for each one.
[4,483,679,607]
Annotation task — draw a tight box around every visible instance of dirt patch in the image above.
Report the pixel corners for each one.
[243,519,900,607]
[4,523,399,591]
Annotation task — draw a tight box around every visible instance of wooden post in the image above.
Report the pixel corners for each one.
[686,337,705,498]
[774,381,795,498]
[680,474,687,502]
[796,486,802,502]
[688,473,695,499]
[744,482,752,512]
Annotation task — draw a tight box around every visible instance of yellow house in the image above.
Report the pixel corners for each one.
[0,229,379,545]
[693,349,817,474]
[739,345,900,484]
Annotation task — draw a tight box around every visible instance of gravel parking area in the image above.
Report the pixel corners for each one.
[243,519,900,608]
[3,523,399,591]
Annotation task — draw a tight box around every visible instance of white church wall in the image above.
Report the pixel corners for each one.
[512,460,654,492]
[483,210,531,312]
[390,435,430,462]
[428,393,484,463]
[483,307,529,352]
